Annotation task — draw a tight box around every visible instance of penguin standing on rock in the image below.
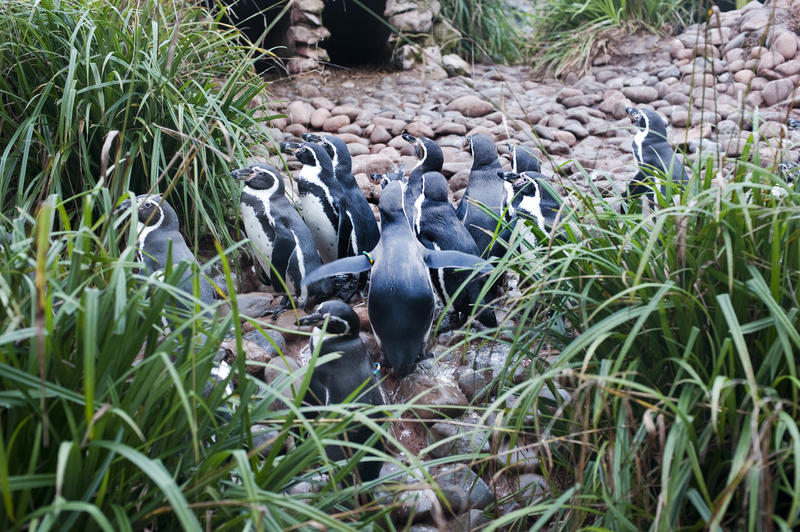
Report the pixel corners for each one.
[402,133,444,233]
[231,163,334,312]
[298,300,385,481]
[418,171,497,328]
[301,181,490,377]
[624,107,687,207]
[302,133,380,256]
[280,141,347,263]
[118,194,215,305]
[456,134,509,258]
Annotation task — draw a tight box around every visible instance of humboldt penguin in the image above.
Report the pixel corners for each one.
[118,194,215,305]
[418,171,497,328]
[302,133,380,256]
[509,144,541,174]
[498,171,561,233]
[456,134,509,258]
[231,163,334,312]
[301,181,490,377]
[370,165,405,189]
[624,107,688,207]
[402,133,444,233]
[298,300,385,481]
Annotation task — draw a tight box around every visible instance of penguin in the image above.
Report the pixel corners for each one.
[402,133,444,233]
[298,300,385,481]
[302,133,380,256]
[231,163,334,312]
[498,171,561,233]
[788,117,800,131]
[418,171,497,328]
[301,181,490,377]
[508,144,541,174]
[370,165,405,189]
[280,141,346,263]
[624,107,688,207]
[118,194,215,305]
[456,134,510,258]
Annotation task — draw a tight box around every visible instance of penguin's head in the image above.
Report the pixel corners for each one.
[279,141,302,156]
[626,107,668,139]
[298,300,360,338]
[467,134,499,168]
[370,165,405,189]
[231,164,284,195]
[378,180,405,223]
[294,142,333,173]
[508,144,541,174]
[788,117,800,131]
[421,171,449,203]
[323,136,352,175]
[499,171,538,197]
[119,194,179,233]
[779,160,800,183]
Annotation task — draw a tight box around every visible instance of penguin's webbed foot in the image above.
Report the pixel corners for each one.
[266,296,292,321]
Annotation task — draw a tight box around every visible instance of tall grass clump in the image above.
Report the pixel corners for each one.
[0,0,271,247]
[485,142,800,528]
[437,0,527,63]
[527,0,693,76]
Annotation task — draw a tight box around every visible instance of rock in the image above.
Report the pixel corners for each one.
[232,292,274,318]
[405,120,435,138]
[389,9,433,33]
[762,78,795,107]
[376,463,438,522]
[740,8,775,33]
[284,123,307,138]
[309,108,330,129]
[370,124,392,144]
[286,101,313,126]
[446,95,494,118]
[734,69,755,84]
[772,31,797,60]
[436,464,493,514]
[322,114,350,132]
[347,142,369,156]
[250,424,286,457]
[512,474,548,502]
[243,328,286,357]
[449,509,490,531]
[310,96,334,110]
[298,83,319,98]
[555,87,583,103]
[373,116,406,136]
[398,374,468,419]
[262,356,302,409]
[454,366,493,401]
[621,85,658,103]
[497,442,539,473]
[427,418,491,458]
[442,54,471,77]
[352,153,394,175]
[775,60,800,77]
[435,121,467,136]
[757,51,785,77]
[221,338,273,376]
[329,105,361,121]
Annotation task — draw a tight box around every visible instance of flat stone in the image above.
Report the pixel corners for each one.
[389,9,433,33]
[734,69,755,84]
[621,85,659,103]
[310,96,334,110]
[435,121,467,136]
[775,60,800,77]
[352,153,395,175]
[446,95,494,118]
[369,124,392,144]
[762,78,796,106]
[773,31,798,60]
[405,120,435,138]
[286,101,313,126]
[373,116,406,136]
[243,328,286,357]
[555,87,583,102]
[322,114,350,132]
[329,105,361,120]
[309,108,330,129]
[435,464,493,514]
[398,374,468,419]
[347,142,369,156]
[284,123,307,138]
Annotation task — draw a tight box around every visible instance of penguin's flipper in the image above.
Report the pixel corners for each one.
[270,231,296,289]
[337,209,354,258]
[423,249,491,273]
[301,254,372,287]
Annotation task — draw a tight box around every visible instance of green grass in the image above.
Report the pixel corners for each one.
[438,0,528,63]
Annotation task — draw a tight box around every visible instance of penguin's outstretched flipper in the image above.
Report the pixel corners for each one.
[423,249,491,273]
[301,254,373,287]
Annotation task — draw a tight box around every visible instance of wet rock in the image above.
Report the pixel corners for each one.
[446,95,494,118]
[398,374,468,419]
[436,464,493,514]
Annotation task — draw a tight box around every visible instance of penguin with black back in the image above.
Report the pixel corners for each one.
[370,165,405,189]
[418,171,497,328]
[279,141,347,263]
[298,300,385,481]
[498,170,561,233]
[302,133,380,256]
[456,134,510,258]
[301,181,490,377]
[623,107,687,209]
[508,144,541,174]
[402,133,444,233]
[118,194,215,306]
[231,163,335,314]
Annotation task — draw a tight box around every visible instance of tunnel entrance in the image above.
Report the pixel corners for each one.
[322,0,391,67]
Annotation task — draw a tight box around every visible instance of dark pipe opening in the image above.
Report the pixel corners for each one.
[322,0,391,66]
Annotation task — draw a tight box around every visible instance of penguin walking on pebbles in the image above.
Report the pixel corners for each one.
[418,171,497,328]
[302,181,490,377]
[402,133,444,233]
[302,133,380,256]
[298,300,385,481]
[280,141,347,263]
[456,134,510,258]
[624,107,687,208]
[118,194,215,306]
[231,163,334,312]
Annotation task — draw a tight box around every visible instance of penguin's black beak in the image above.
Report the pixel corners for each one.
[298,312,324,327]
[231,168,252,181]
[279,141,302,155]
[302,133,323,143]
[464,135,473,150]
[115,198,134,216]
[788,117,800,130]
[369,172,383,182]
[625,106,640,120]
[401,132,417,144]
[498,171,519,182]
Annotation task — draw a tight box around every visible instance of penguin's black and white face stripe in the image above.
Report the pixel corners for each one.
[627,107,648,165]
[298,300,359,337]
[232,164,281,194]
[779,160,800,183]
[133,195,165,263]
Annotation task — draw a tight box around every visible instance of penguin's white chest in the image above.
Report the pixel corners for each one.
[300,193,338,263]
[241,203,274,271]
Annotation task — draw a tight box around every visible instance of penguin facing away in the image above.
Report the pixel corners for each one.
[624,107,688,206]
[302,133,380,256]
[509,144,541,174]
[118,194,215,305]
[301,181,490,377]
[280,141,346,263]
[298,300,385,481]
[456,134,510,258]
[231,163,334,311]
[418,171,497,328]
[402,133,444,234]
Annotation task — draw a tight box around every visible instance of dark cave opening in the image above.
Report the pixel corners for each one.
[322,0,391,67]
